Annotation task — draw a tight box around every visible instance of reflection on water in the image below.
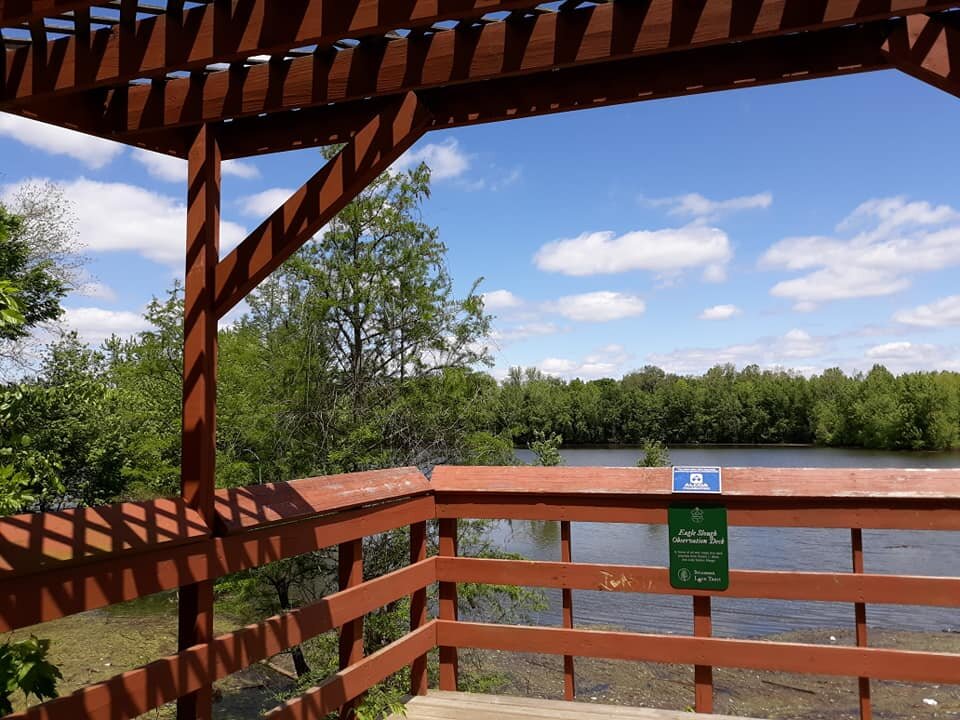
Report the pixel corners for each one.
[492,447,960,637]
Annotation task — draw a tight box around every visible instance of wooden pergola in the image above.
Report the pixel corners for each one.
[2,3,960,720]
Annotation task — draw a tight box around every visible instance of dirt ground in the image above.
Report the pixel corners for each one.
[9,606,960,718]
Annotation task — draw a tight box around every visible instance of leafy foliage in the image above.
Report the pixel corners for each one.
[0,637,62,714]
[0,207,67,343]
[638,439,671,467]
[497,363,960,451]
[529,430,563,466]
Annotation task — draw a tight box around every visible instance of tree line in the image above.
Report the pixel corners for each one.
[494,364,960,451]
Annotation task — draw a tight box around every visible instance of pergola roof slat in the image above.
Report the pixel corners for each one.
[213,23,891,159]
[2,0,548,104]
[107,0,960,135]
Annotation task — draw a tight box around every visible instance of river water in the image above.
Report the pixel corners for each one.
[488,446,960,638]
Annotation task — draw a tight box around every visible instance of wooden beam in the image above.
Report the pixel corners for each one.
[0,0,97,27]
[265,622,437,720]
[178,123,220,720]
[213,91,430,318]
[212,22,892,159]
[2,0,545,104]
[438,621,960,684]
[5,561,436,720]
[105,1,957,135]
[883,12,960,97]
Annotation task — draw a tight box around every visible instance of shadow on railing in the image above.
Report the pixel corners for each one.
[2,465,960,720]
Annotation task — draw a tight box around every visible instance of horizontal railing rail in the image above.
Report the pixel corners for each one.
[2,464,959,720]
[430,465,960,719]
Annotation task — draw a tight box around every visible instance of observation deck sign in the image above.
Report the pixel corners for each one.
[668,506,729,591]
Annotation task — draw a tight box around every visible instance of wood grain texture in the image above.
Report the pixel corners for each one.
[0,497,208,579]
[393,690,759,719]
[106,1,942,133]
[0,497,434,632]
[213,24,889,159]
[436,494,960,530]
[431,465,960,499]
[883,13,960,98]
[436,557,960,607]
[214,466,430,534]
[212,91,431,317]
[265,622,437,720]
[1,0,545,104]
[438,621,960,684]
[5,561,435,720]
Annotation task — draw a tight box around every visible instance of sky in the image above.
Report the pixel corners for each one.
[2,68,960,380]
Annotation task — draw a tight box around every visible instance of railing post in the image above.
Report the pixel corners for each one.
[439,518,459,690]
[561,520,576,700]
[852,528,872,720]
[410,520,428,695]
[693,595,714,713]
[177,123,220,720]
[339,538,364,719]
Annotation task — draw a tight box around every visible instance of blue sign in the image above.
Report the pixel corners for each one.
[672,466,722,494]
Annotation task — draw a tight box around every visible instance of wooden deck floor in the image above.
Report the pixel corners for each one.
[391,691,760,719]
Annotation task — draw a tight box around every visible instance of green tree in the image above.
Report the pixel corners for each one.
[529,430,563,466]
[638,439,671,467]
[0,205,69,348]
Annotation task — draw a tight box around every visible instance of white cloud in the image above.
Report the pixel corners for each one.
[861,341,960,372]
[394,138,470,180]
[534,225,731,280]
[3,178,247,267]
[544,291,646,322]
[62,307,150,344]
[0,114,123,169]
[648,329,826,375]
[223,160,261,180]
[132,148,260,182]
[648,192,773,219]
[77,282,117,302]
[482,289,523,311]
[699,304,741,320]
[893,295,960,328]
[539,344,631,380]
[238,187,295,217]
[489,322,560,344]
[761,197,960,310]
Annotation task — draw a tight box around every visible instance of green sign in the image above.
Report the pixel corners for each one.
[668,505,729,591]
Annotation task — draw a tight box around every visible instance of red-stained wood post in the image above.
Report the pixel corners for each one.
[177,123,220,720]
[339,538,364,720]
[693,595,714,713]
[560,520,576,700]
[438,518,459,690]
[852,528,872,720]
[410,520,429,695]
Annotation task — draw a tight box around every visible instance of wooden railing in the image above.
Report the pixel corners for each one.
[431,465,960,720]
[1,465,959,719]
[0,467,436,720]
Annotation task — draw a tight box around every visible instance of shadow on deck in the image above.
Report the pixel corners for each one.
[391,691,758,719]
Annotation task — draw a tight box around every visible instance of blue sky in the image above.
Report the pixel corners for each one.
[2,68,960,379]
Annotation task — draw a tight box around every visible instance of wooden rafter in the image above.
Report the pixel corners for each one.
[102,1,960,135]
[2,0,546,104]
[883,13,960,97]
[213,24,890,160]
[0,0,98,27]
[213,91,430,318]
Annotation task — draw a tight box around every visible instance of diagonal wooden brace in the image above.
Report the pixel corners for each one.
[883,13,960,97]
[213,91,431,319]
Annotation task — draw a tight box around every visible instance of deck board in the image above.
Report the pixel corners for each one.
[393,691,760,719]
